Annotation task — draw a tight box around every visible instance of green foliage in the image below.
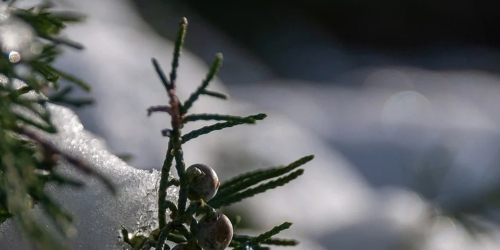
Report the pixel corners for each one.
[121,17,312,250]
[0,1,113,249]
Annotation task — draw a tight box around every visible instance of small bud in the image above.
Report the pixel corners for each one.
[186,164,220,202]
[196,212,233,250]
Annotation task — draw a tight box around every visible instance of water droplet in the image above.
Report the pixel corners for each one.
[8,50,19,62]
[244,244,253,250]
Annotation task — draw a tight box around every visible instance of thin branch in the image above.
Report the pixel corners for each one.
[183,113,263,124]
[181,114,266,143]
[218,155,313,194]
[208,170,304,209]
[231,235,298,246]
[181,53,223,114]
[158,142,174,229]
[15,126,116,194]
[233,223,293,250]
[152,58,171,92]
[200,89,228,100]
[147,105,174,117]
[169,17,188,90]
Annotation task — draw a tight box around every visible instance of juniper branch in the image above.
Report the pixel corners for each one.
[147,105,174,117]
[183,113,260,124]
[163,200,178,216]
[181,113,266,143]
[156,222,174,250]
[233,222,293,250]
[14,113,56,133]
[43,64,90,91]
[156,17,189,235]
[46,86,93,107]
[158,142,174,229]
[7,86,31,98]
[167,233,187,243]
[181,53,223,114]
[12,102,52,125]
[152,58,171,92]
[169,17,187,90]
[209,169,304,209]
[200,89,228,100]
[43,36,84,50]
[232,235,299,246]
[217,155,313,197]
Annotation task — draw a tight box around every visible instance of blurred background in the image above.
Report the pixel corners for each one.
[51,0,500,249]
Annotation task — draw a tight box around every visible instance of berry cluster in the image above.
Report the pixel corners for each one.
[185,164,232,250]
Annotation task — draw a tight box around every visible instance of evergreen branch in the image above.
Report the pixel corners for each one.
[156,223,174,250]
[189,216,198,237]
[2,150,67,250]
[181,53,223,114]
[209,170,304,209]
[167,233,187,243]
[217,155,313,197]
[46,85,71,98]
[152,58,171,92]
[157,17,189,237]
[29,61,60,86]
[158,142,174,229]
[37,44,61,63]
[200,89,228,100]
[184,201,200,219]
[45,86,94,108]
[181,114,266,143]
[169,17,187,90]
[173,224,191,240]
[183,113,264,124]
[233,222,293,250]
[43,36,84,50]
[15,126,116,194]
[7,86,31,99]
[173,143,188,217]
[44,64,90,91]
[147,105,173,117]
[47,97,93,108]
[163,200,178,216]
[38,172,85,187]
[14,113,56,133]
[11,100,52,125]
[232,235,299,246]
[168,177,180,186]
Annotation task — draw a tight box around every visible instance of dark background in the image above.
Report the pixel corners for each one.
[182,0,500,49]
[132,0,500,84]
